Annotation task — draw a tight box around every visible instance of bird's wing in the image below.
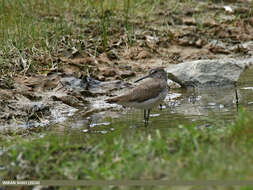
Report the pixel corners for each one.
[118,79,166,103]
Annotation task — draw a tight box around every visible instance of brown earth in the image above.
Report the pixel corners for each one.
[1,0,253,128]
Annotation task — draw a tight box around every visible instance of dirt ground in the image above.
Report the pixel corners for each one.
[1,0,253,128]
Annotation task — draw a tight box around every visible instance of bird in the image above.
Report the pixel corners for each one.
[106,67,168,124]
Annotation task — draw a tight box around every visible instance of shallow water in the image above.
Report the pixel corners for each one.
[62,68,253,136]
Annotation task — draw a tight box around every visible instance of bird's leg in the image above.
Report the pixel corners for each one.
[234,83,239,112]
[144,109,149,125]
[146,109,151,123]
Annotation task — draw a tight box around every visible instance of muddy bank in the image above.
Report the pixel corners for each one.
[0,73,135,130]
[1,58,253,131]
[1,0,253,130]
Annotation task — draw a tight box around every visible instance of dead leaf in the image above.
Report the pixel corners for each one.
[98,53,111,64]
[183,17,196,25]
[136,50,151,59]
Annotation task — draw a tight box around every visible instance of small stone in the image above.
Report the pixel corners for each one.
[103,69,117,77]
[120,71,136,79]
[195,39,203,48]
[97,75,105,81]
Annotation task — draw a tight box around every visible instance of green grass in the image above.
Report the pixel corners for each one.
[1,0,252,78]
[1,0,224,77]
[1,109,253,183]
[0,0,165,77]
[0,0,162,50]
[1,1,253,189]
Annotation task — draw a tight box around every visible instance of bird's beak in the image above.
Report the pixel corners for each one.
[134,74,150,83]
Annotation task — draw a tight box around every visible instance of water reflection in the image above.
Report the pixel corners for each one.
[168,87,238,118]
[65,68,253,134]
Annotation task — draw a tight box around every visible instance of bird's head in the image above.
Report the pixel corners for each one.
[135,67,168,83]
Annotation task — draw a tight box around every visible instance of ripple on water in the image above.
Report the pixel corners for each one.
[81,122,112,134]
[150,114,160,117]
[56,69,253,133]
[89,122,111,128]
[82,128,111,134]
[82,129,89,133]
[241,87,253,90]
[100,130,108,134]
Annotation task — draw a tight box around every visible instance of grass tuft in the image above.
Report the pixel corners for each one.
[2,110,253,180]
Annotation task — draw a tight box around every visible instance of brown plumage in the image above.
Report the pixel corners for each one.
[106,67,168,124]
[106,78,166,104]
